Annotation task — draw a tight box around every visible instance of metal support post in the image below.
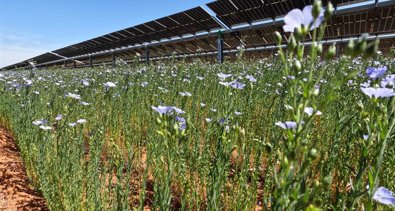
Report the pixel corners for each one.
[145,47,150,65]
[112,54,116,67]
[73,60,77,69]
[89,56,93,68]
[217,32,224,64]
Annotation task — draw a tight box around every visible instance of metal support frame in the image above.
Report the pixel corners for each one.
[148,33,395,61]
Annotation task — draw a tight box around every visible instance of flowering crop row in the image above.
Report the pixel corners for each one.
[0,1,394,210]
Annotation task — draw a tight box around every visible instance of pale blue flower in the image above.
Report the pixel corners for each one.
[172,107,186,114]
[151,106,185,115]
[80,101,91,106]
[151,106,173,115]
[55,114,63,121]
[246,75,257,82]
[32,119,48,126]
[176,116,186,131]
[205,118,212,123]
[363,135,369,140]
[39,125,53,131]
[104,82,116,88]
[25,79,33,86]
[360,81,371,88]
[275,121,297,129]
[373,187,395,206]
[361,87,395,98]
[219,81,232,87]
[230,81,246,90]
[179,92,192,97]
[235,111,242,115]
[141,82,149,87]
[217,73,233,80]
[366,67,387,79]
[283,5,324,32]
[381,74,395,88]
[82,80,90,86]
[65,93,81,100]
[77,119,87,124]
[304,107,321,116]
[68,122,77,127]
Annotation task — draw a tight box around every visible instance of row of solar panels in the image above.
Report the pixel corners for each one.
[3,0,395,70]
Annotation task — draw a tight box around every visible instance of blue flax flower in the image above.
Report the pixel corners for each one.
[151,106,173,115]
[175,116,186,131]
[230,81,246,90]
[373,187,395,206]
[151,106,185,115]
[361,88,395,98]
[283,5,324,32]
[275,121,297,129]
[366,67,387,79]
[217,73,233,80]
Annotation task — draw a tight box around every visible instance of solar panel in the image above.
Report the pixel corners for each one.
[207,0,368,27]
[52,7,221,60]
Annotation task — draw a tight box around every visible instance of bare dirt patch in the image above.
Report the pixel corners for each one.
[0,127,48,211]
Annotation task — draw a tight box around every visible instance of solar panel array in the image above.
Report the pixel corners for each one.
[3,0,395,70]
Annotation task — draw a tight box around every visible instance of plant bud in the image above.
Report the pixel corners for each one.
[283,157,289,166]
[325,2,334,20]
[287,34,297,51]
[294,27,304,41]
[313,88,320,96]
[313,1,322,19]
[309,148,318,159]
[326,44,336,59]
[365,38,380,58]
[323,175,332,187]
[294,60,302,71]
[346,40,355,56]
[317,43,323,54]
[355,40,367,55]
[274,31,282,44]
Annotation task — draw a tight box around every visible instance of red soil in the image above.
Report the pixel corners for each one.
[0,127,48,210]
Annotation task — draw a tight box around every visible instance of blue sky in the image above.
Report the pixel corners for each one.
[0,0,212,67]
